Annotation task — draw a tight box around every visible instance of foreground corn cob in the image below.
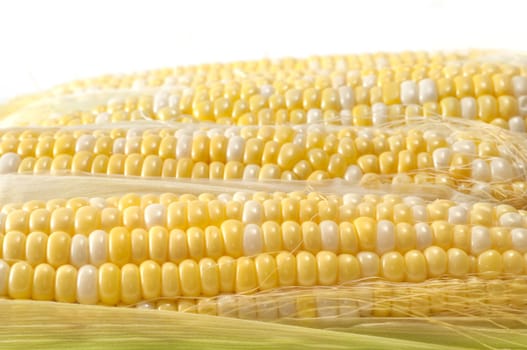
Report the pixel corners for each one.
[1,190,527,319]
[3,51,527,350]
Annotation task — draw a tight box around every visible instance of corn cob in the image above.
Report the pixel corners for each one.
[1,190,527,319]
[0,123,525,205]
[2,51,527,130]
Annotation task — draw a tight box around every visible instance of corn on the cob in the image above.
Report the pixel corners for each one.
[2,191,527,235]
[2,51,527,130]
[1,190,527,320]
[0,122,525,205]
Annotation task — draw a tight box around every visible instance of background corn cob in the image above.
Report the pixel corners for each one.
[2,50,527,131]
[0,121,526,205]
[3,51,527,350]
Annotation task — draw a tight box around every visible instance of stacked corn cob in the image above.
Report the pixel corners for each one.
[2,50,527,348]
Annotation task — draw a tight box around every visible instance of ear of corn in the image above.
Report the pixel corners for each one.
[1,189,527,318]
[0,121,526,204]
[3,50,527,130]
[2,50,527,349]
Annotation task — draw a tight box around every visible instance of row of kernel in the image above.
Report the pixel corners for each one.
[3,220,341,266]
[1,147,522,192]
[168,78,527,117]
[3,247,525,307]
[3,215,527,271]
[3,193,527,235]
[18,91,527,128]
[0,124,517,165]
[4,150,521,185]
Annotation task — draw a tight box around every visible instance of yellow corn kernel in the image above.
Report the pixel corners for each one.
[140,260,161,300]
[98,262,120,305]
[47,231,71,268]
[221,219,243,258]
[32,263,55,301]
[199,258,219,297]
[121,263,141,305]
[235,257,257,293]
[353,216,376,251]
[8,261,33,299]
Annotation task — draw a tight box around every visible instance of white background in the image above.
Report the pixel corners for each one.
[1,0,526,99]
